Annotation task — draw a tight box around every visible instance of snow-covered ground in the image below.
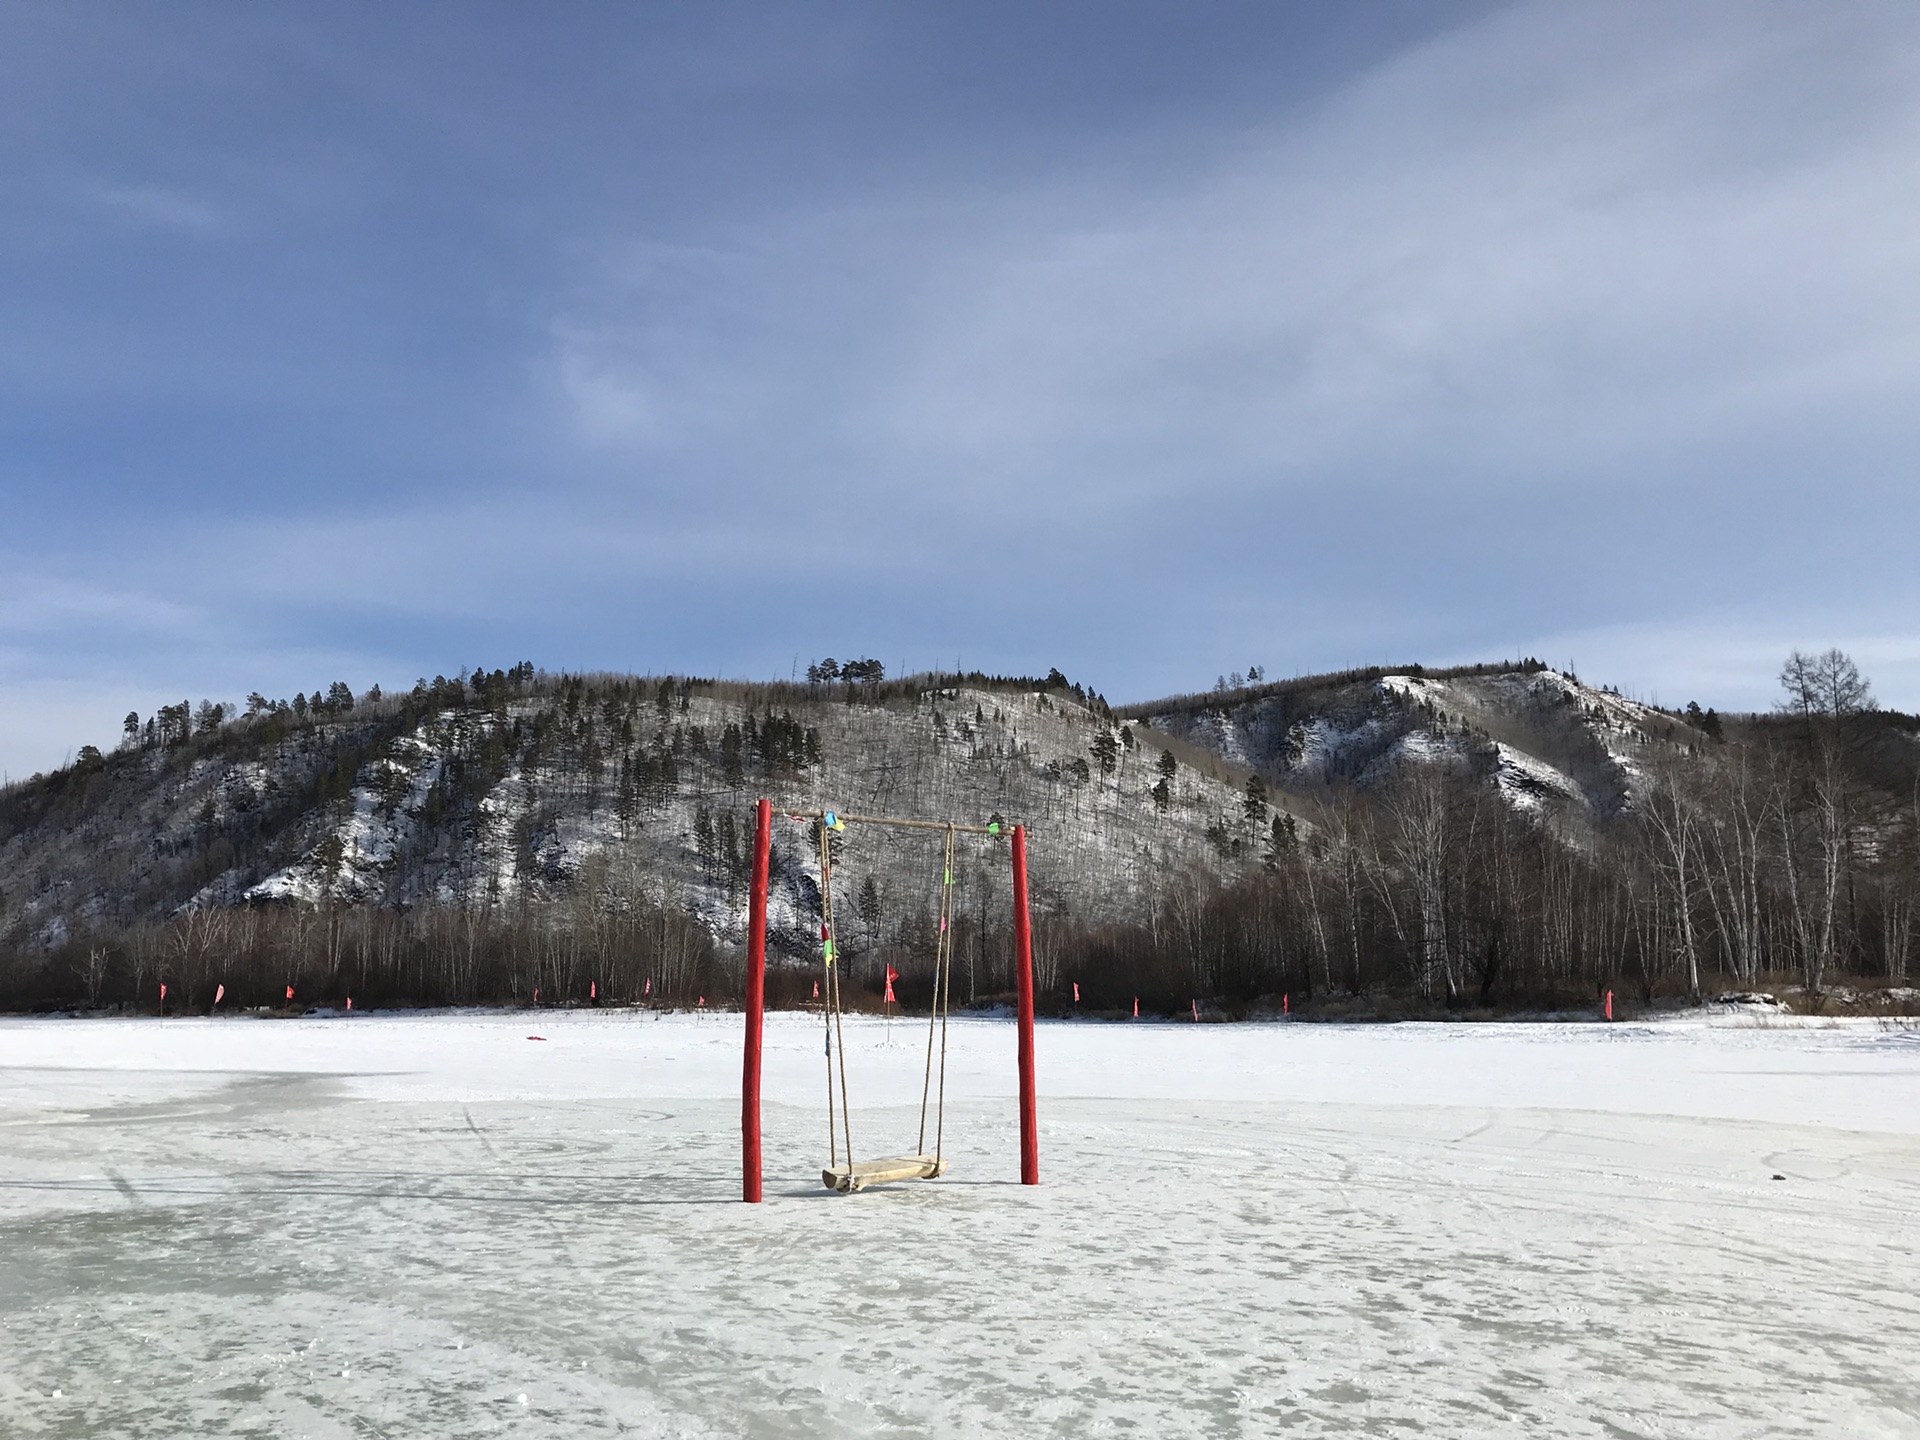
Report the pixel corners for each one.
[4,1011,1919,1437]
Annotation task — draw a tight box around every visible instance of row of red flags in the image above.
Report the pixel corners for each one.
[157,977,677,1010]
[157,977,1311,1018]
[159,981,294,1005]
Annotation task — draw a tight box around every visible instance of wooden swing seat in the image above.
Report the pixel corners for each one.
[822,1154,949,1193]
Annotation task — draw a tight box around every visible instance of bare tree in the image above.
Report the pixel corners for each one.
[76,945,112,1009]
[1778,648,1874,728]
[1697,747,1776,983]
[1773,649,1874,996]
[1640,753,1704,1001]
[1379,762,1456,1001]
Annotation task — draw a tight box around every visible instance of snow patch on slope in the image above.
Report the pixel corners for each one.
[1493,742,1586,812]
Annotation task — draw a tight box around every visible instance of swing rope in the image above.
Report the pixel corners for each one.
[819,821,854,1175]
[917,824,956,1160]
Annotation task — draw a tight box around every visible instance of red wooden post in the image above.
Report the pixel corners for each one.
[742,798,772,1202]
[1011,824,1039,1185]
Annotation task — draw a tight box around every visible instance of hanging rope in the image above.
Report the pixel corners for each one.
[818,818,854,1174]
[918,823,956,1159]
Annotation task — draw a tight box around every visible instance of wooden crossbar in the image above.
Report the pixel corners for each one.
[822,1154,949,1193]
[784,810,1010,836]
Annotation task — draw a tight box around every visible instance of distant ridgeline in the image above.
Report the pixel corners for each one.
[3,652,1917,1018]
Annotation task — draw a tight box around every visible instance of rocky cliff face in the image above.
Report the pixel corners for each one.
[0,669,1263,956]
[1132,662,1690,827]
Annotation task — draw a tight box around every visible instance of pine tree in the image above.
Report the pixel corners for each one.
[615,754,638,836]
[720,810,741,899]
[1264,813,1296,868]
[721,723,744,787]
[694,803,716,877]
[1090,728,1120,778]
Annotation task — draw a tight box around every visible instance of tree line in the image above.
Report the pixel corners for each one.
[5,649,1916,1017]
[1029,649,1918,1016]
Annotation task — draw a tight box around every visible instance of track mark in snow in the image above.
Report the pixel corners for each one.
[460,1107,500,1161]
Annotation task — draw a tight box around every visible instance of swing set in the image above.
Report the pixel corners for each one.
[738,799,1039,1201]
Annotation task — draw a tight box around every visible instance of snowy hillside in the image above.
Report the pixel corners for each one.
[1132,662,1685,822]
[0,669,1263,959]
[243,681,1267,947]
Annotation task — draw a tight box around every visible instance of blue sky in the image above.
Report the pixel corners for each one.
[3,1,1918,777]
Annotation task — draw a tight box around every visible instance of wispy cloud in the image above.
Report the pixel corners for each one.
[0,575,208,641]
[553,2,1920,505]
[87,181,224,234]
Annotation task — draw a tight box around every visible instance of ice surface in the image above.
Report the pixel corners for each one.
[4,1011,1919,1436]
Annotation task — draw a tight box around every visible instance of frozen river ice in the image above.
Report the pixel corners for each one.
[3,1009,1919,1437]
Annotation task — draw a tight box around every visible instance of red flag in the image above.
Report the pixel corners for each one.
[1133,996,1139,1018]
[1191,999,1199,1022]
[1072,982,1080,1003]
[533,987,540,1004]
[214,984,225,1005]
[644,978,651,996]
[698,994,706,1007]
[159,982,167,1003]
[590,981,597,1001]
[884,966,899,1003]
[346,996,353,1012]
[285,984,294,1003]
[1283,993,1289,1016]
[812,979,819,999]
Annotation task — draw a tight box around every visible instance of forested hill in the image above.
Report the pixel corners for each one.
[0,663,1258,1007]
[3,654,1917,1017]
